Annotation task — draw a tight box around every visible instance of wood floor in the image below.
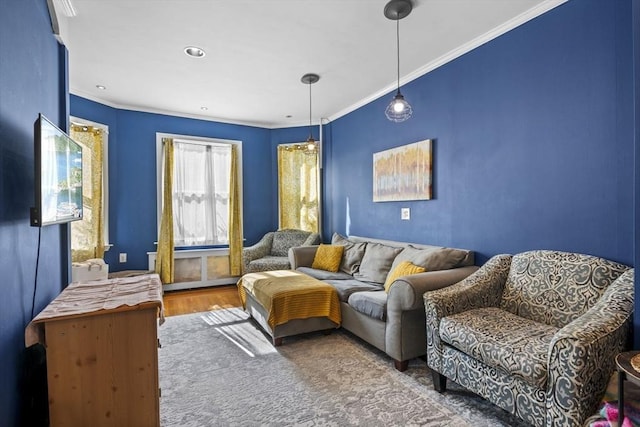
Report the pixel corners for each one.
[162,285,242,317]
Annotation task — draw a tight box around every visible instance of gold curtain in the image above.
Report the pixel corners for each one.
[70,124,104,262]
[228,144,243,275]
[277,144,319,233]
[156,138,174,284]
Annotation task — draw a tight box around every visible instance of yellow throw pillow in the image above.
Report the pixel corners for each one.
[384,261,426,292]
[311,244,344,272]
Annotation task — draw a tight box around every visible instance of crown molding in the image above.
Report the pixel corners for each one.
[328,0,568,123]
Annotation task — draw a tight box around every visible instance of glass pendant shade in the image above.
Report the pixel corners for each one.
[384,0,413,123]
[301,73,320,150]
[385,92,412,122]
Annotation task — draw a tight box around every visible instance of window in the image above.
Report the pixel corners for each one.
[69,118,109,262]
[277,143,320,233]
[157,134,240,247]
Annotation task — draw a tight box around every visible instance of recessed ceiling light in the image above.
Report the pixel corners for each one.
[96,84,106,90]
[285,115,292,118]
[184,46,206,58]
[200,106,208,111]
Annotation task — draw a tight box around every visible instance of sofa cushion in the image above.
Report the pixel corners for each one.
[391,245,469,272]
[348,291,387,321]
[331,233,367,275]
[297,267,353,281]
[271,229,312,257]
[354,243,402,284]
[246,256,290,273]
[323,279,383,302]
[383,261,425,292]
[440,307,558,388]
[311,244,344,272]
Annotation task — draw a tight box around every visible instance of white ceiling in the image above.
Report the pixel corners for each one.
[51,0,566,129]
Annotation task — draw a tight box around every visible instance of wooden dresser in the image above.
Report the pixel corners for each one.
[28,274,164,427]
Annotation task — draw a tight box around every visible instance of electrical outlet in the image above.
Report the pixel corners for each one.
[401,208,411,220]
[119,253,127,263]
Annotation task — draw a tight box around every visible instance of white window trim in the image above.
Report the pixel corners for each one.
[70,116,111,250]
[155,132,243,247]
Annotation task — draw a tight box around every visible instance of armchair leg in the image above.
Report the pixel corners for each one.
[394,360,409,372]
[432,370,447,392]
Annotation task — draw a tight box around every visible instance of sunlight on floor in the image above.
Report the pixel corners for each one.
[199,308,277,357]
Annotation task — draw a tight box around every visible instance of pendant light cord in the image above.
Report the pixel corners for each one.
[396,16,400,95]
[308,81,313,139]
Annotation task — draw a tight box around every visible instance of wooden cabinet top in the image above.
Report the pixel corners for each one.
[26,273,164,346]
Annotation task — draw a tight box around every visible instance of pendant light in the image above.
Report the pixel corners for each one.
[301,73,320,150]
[384,0,413,122]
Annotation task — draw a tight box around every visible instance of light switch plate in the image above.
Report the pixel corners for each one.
[401,207,410,220]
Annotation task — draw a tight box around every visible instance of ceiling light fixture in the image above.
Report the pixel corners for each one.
[301,73,320,150]
[184,46,206,58]
[96,84,106,90]
[200,106,208,111]
[384,0,413,123]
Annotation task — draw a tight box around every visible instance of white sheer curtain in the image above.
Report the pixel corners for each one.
[172,140,231,246]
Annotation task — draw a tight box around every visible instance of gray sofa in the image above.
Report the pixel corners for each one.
[289,234,478,371]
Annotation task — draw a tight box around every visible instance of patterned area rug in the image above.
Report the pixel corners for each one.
[158,308,529,426]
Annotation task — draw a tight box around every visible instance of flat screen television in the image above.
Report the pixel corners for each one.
[30,114,83,227]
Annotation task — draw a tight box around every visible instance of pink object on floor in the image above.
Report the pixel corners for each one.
[597,402,638,427]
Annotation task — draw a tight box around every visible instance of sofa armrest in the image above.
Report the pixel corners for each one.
[424,254,512,373]
[546,269,634,426]
[387,266,479,312]
[242,232,274,270]
[424,254,512,318]
[302,233,321,246]
[289,245,319,269]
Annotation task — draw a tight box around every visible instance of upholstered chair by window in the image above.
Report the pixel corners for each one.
[242,229,320,274]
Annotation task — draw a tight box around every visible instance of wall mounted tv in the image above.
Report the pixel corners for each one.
[30,114,83,227]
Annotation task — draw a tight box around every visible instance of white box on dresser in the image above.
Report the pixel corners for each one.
[71,258,109,282]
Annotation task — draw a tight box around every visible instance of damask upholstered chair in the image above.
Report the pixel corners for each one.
[424,250,634,427]
[242,229,320,274]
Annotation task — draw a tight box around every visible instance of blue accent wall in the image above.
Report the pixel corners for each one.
[2,0,639,422]
[71,97,274,269]
[0,0,68,424]
[325,0,634,266]
[633,0,640,348]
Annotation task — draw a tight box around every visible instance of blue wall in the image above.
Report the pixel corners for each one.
[1,0,637,422]
[325,0,634,266]
[633,0,640,348]
[0,0,69,424]
[71,97,274,269]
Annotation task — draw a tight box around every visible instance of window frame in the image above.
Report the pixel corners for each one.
[69,115,110,250]
[277,141,322,234]
[155,132,243,249]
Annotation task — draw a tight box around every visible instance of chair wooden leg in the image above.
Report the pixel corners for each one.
[394,359,409,372]
[432,370,447,392]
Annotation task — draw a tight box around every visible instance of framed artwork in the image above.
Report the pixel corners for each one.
[373,139,432,202]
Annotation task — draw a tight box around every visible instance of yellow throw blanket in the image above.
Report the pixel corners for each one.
[237,270,341,329]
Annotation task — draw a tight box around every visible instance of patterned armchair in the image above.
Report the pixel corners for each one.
[424,250,634,427]
[242,229,320,274]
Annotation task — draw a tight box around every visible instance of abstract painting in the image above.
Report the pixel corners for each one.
[373,139,432,202]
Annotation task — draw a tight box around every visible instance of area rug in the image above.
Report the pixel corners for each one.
[158,308,528,426]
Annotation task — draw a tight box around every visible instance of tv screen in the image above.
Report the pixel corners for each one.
[30,114,83,227]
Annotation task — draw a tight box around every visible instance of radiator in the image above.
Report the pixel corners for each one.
[147,248,238,291]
